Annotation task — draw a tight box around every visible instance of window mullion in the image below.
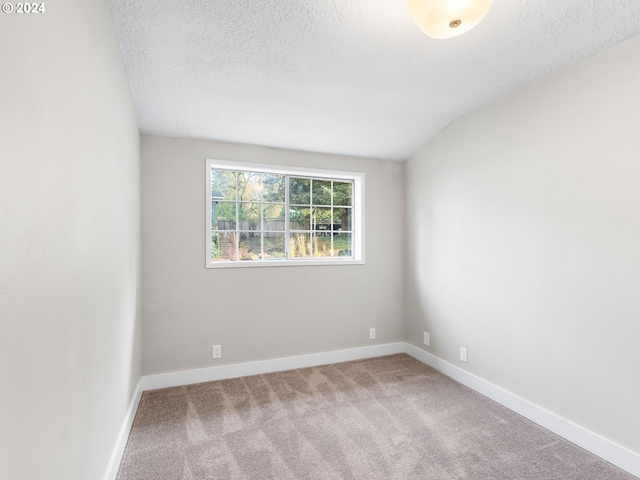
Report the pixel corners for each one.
[235,172,239,261]
[285,175,290,260]
[330,181,334,256]
[310,179,314,257]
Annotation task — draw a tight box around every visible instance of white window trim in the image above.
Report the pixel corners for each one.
[205,159,365,268]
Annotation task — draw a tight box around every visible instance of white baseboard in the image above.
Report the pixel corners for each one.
[404,343,640,478]
[106,343,639,480]
[103,380,143,480]
[140,342,406,391]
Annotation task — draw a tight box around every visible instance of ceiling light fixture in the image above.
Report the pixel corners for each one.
[408,0,493,39]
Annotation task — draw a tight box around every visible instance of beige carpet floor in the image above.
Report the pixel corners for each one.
[116,354,636,479]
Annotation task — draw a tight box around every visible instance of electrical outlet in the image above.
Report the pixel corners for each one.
[423,332,430,346]
[369,328,376,340]
[460,347,468,363]
[212,344,222,359]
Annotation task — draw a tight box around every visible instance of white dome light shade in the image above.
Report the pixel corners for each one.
[408,0,493,39]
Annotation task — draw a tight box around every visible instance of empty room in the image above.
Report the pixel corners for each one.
[1,0,639,479]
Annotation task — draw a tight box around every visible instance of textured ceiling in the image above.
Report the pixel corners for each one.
[107,0,640,162]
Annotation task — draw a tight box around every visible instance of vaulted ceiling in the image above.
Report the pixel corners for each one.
[107,0,640,162]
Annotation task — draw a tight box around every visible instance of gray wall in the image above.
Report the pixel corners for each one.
[405,36,640,452]
[141,135,404,374]
[0,2,141,479]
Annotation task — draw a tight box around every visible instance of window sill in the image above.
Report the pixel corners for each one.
[206,258,365,269]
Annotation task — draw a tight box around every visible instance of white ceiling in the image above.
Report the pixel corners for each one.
[107,0,640,162]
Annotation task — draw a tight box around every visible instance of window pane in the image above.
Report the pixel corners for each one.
[312,207,332,231]
[211,231,236,261]
[238,202,260,229]
[264,204,285,232]
[312,234,333,257]
[333,181,352,206]
[334,233,353,257]
[312,180,331,205]
[211,170,236,201]
[239,232,261,261]
[289,177,310,205]
[238,172,263,202]
[263,174,285,203]
[213,202,236,230]
[263,232,285,260]
[333,207,352,231]
[290,207,310,230]
[290,232,311,258]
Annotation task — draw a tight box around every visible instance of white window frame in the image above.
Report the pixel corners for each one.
[206,159,365,268]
